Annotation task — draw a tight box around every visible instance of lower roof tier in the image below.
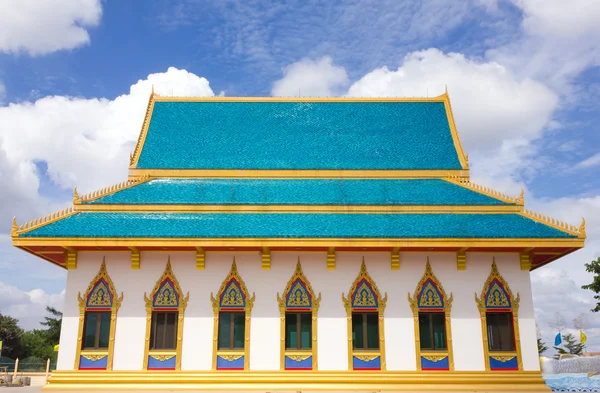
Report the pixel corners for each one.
[82,178,512,206]
[18,212,576,239]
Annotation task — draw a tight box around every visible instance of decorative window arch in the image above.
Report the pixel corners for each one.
[276,259,321,370]
[342,258,387,371]
[408,258,454,371]
[475,259,522,371]
[210,258,255,370]
[75,257,123,370]
[143,257,189,370]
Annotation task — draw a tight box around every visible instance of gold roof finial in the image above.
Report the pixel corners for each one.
[73,187,80,205]
[580,217,586,239]
[517,188,525,206]
[11,217,17,236]
[445,84,448,95]
[151,84,155,96]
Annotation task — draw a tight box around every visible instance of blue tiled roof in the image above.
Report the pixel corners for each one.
[136,101,463,170]
[20,213,576,239]
[86,179,510,205]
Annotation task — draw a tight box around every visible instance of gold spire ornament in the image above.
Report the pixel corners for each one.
[11,217,17,236]
[73,187,80,204]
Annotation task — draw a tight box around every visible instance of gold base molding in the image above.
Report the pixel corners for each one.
[44,370,549,391]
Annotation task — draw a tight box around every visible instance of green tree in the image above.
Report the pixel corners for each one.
[0,314,24,358]
[582,257,600,312]
[538,337,549,355]
[554,333,585,359]
[21,330,54,360]
[40,306,62,345]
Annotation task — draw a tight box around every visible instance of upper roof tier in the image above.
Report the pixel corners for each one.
[130,95,468,171]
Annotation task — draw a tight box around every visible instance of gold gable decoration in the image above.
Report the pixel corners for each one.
[77,258,123,310]
[342,258,387,311]
[408,258,453,312]
[144,257,189,310]
[475,259,520,313]
[210,258,255,312]
[277,258,321,312]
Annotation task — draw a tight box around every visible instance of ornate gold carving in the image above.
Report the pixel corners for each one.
[81,354,107,362]
[78,176,152,203]
[73,187,80,205]
[143,257,188,370]
[342,259,387,311]
[75,258,123,371]
[11,217,17,237]
[262,247,270,270]
[408,258,454,371]
[391,247,400,270]
[150,355,175,362]
[517,189,524,206]
[423,355,447,362]
[354,355,379,362]
[327,247,335,270]
[445,175,521,204]
[277,259,321,370]
[521,208,584,238]
[343,258,387,371]
[211,258,255,370]
[14,206,77,235]
[491,355,516,363]
[580,217,586,239]
[219,355,243,362]
[286,355,311,362]
[475,259,522,371]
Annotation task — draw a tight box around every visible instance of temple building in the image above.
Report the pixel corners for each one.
[12,92,585,391]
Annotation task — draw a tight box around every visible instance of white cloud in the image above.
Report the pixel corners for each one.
[0,67,214,231]
[0,280,65,330]
[271,56,348,97]
[577,153,600,169]
[0,0,102,56]
[347,49,558,153]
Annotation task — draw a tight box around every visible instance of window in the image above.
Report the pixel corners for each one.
[82,311,111,349]
[285,312,311,350]
[486,312,515,352]
[419,312,447,350]
[352,312,379,350]
[150,311,178,350]
[218,312,245,350]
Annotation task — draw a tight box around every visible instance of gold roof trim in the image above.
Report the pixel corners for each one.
[74,175,152,205]
[521,209,585,239]
[129,90,156,168]
[442,90,469,170]
[445,175,522,205]
[13,207,77,237]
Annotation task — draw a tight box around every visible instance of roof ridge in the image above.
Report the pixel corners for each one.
[129,91,156,168]
[75,175,152,204]
[13,207,77,237]
[444,175,522,205]
[521,208,585,239]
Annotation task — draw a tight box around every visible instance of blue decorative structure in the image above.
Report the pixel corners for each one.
[421,355,449,370]
[216,355,244,370]
[147,355,176,370]
[79,355,108,370]
[352,355,381,370]
[284,355,312,370]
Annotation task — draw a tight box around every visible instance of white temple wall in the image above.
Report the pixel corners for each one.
[57,250,539,372]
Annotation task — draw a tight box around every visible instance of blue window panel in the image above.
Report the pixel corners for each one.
[352,355,381,370]
[421,355,449,370]
[79,355,107,370]
[86,179,509,206]
[147,355,176,369]
[489,356,518,370]
[284,355,312,370]
[137,101,462,170]
[21,213,577,239]
[216,355,244,370]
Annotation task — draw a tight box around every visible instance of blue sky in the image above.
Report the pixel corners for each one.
[0,0,600,350]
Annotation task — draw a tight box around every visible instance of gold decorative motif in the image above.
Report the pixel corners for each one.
[343,259,386,311]
[150,355,175,362]
[519,252,531,271]
[475,259,522,371]
[143,257,189,371]
[423,355,447,362]
[457,249,467,270]
[517,189,524,206]
[87,281,112,307]
[13,206,77,236]
[11,217,17,236]
[353,282,377,307]
[408,258,454,371]
[78,175,152,203]
[277,259,321,370]
[73,187,80,204]
[287,355,311,362]
[485,282,510,308]
[354,355,379,362]
[130,247,140,270]
[81,354,107,362]
[262,247,270,270]
[391,248,400,270]
[343,258,387,371]
[521,208,584,238]
[66,248,77,270]
[75,258,123,371]
[445,175,521,204]
[196,247,205,270]
[219,355,243,362]
[211,258,255,371]
[327,247,335,270]
[491,355,516,363]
